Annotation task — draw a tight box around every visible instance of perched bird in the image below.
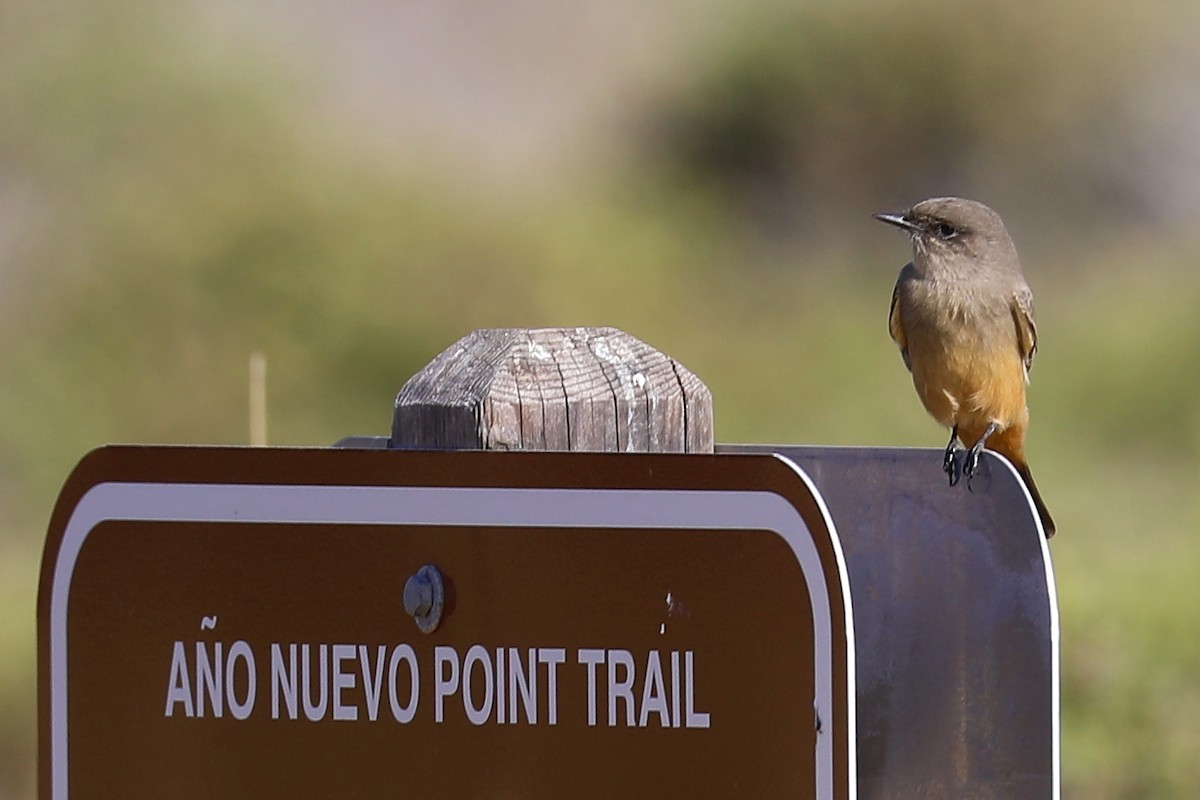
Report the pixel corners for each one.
[874,197,1056,537]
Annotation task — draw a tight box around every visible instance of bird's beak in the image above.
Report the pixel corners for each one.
[872,211,920,232]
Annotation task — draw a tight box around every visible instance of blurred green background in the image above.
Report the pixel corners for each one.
[3,0,1199,796]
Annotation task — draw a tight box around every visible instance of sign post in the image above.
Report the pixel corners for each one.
[40,446,855,798]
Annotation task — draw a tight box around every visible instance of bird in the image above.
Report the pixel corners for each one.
[874,197,1056,537]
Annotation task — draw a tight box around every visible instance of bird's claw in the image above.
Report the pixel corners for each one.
[963,443,985,491]
[943,442,963,487]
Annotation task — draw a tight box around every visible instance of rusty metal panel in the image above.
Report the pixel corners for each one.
[726,445,1059,800]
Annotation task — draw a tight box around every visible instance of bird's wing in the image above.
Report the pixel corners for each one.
[889,269,911,372]
[1011,287,1038,376]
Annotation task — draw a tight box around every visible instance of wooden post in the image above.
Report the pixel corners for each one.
[392,327,713,452]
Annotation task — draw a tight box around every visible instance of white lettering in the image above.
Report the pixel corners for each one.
[332,644,357,721]
[166,640,704,731]
[495,647,506,724]
[271,644,298,720]
[639,650,669,728]
[165,641,194,717]
[578,648,605,726]
[301,644,328,721]
[671,650,681,728]
[462,645,494,726]
[685,651,710,729]
[538,648,565,725]
[195,641,223,718]
[434,646,459,723]
[359,645,386,722]
[509,648,536,724]
[608,649,636,726]
[226,641,256,720]
[388,645,419,723]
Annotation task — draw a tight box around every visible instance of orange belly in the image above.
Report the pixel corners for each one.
[909,338,1029,442]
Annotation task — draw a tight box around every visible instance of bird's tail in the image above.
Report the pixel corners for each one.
[1013,460,1056,538]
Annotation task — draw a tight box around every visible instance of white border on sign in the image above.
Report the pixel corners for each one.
[50,478,856,799]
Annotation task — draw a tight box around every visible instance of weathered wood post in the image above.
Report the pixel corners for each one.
[392,327,713,453]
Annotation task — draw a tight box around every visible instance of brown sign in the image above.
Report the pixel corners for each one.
[39,447,854,798]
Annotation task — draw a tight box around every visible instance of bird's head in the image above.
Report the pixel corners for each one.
[874,197,1017,274]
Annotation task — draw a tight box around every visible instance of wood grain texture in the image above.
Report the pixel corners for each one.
[393,328,712,452]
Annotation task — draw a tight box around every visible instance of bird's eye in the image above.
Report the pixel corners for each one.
[937,223,958,239]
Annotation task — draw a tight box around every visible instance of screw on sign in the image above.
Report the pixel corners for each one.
[403,565,445,634]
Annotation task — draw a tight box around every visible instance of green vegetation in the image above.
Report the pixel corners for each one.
[2,1,1199,797]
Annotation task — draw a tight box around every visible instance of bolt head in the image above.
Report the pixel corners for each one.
[402,564,445,634]
[403,574,432,617]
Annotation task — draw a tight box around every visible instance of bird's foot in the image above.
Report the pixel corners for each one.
[942,428,962,487]
[945,449,964,487]
[964,443,985,491]
[963,422,999,492]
